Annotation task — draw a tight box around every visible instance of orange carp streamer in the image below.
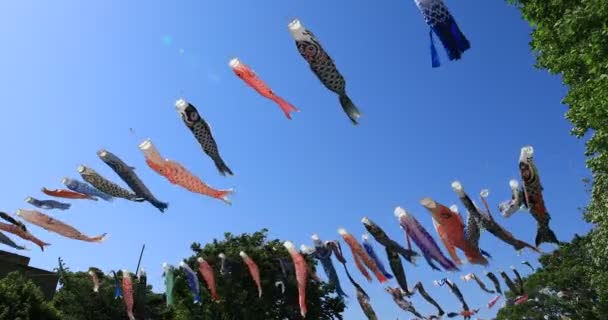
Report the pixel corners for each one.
[338,228,389,283]
[139,139,233,205]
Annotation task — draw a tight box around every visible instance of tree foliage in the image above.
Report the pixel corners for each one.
[166,228,345,320]
[496,235,608,319]
[0,230,344,319]
[51,268,167,320]
[0,271,61,320]
[507,0,608,300]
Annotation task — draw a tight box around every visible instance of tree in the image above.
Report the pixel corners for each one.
[496,235,608,319]
[52,259,168,320]
[0,271,62,320]
[166,229,345,320]
[506,0,608,301]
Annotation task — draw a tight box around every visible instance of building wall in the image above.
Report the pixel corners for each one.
[0,250,59,300]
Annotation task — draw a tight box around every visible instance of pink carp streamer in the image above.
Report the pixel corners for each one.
[487,295,501,309]
[139,139,233,205]
[197,257,219,302]
[240,251,263,298]
[284,241,308,318]
[122,269,135,320]
[0,221,50,251]
[229,57,299,119]
[338,228,388,283]
[16,209,106,243]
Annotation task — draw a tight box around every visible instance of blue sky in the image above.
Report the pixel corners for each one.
[0,0,592,319]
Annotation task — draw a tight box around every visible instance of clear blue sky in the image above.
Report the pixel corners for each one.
[0,0,592,319]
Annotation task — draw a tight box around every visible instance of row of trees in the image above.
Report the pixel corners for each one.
[498,0,608,318]
[0,229,345,320]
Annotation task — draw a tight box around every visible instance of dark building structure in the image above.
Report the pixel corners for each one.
[0,250,58,300]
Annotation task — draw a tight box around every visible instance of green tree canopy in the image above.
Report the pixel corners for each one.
[166,229,345,320]
[52,259,167,320]
[507,0,608,301]
[496,235,608,319]
[0,271,61,320]
[48,229,344,320]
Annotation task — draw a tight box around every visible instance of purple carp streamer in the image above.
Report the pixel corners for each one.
[413,0,471,67]
[498,179,528,218]
[461,273,495,294]
[519,146,560,246]
[451,181,539,253]
[288,19,361,124]
[25,197,71,211]
[16,209,106,243]
[179,261,201,303]
[361,234,393,279]
[395,207,458,271]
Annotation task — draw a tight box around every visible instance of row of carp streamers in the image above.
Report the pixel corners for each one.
[70,147,556,319]
[80,229,538,320]
[0,129,558,319]
[0,2,558,319]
